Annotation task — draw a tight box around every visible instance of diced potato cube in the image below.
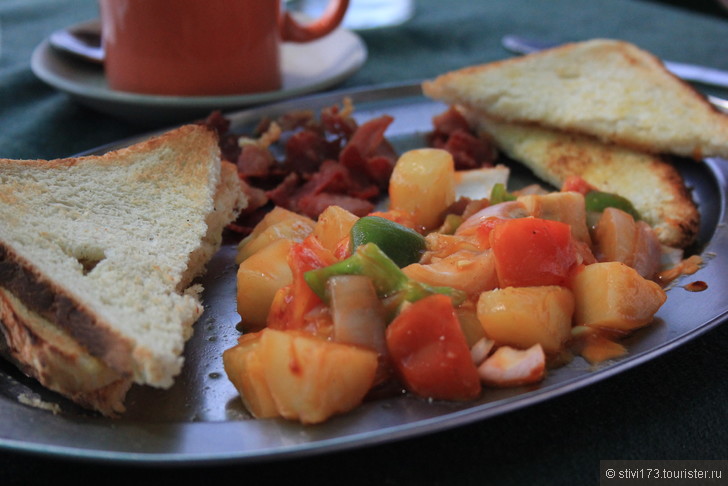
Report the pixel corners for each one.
[237,239,294,330]
[478,344,546,387]
[259,329,378,424]
[313,205,359,253]
[236,207,314,263]
[477,286,575,354]
[518,191,591,244]
[570,261,667,332]
[389,148,456,230]
[456,303,486,348]
[223,333,280,419]
[240,206,305,241]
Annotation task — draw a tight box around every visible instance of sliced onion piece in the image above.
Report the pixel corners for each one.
[478,344,546,387]
[470,336,495,366]
[328,275,388,357]
[455,200,529,235]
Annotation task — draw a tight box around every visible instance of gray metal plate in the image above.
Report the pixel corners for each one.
[1,82,726,465]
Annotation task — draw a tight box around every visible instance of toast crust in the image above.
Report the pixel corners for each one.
[181,160,248,291]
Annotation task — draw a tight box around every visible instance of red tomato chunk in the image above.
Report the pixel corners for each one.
[385,294,481,401]
[490,217,578,288]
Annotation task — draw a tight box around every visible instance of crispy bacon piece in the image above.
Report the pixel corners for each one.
[237,144,275,178]
[284,129,331,174]
[340,115,396,189]
[431,106,471,134]
[321,102,358,140]
[266,172,300,207]
[299,193,374,218]
[201,110,241,163]
[267,161,377,218]
[428,107,497,169]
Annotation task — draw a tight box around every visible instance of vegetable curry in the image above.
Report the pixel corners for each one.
[224,144,684,425]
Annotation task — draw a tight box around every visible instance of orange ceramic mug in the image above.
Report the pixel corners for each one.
[99,0,350,96]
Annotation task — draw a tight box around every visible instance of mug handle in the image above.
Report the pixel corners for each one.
[280,0,350,42]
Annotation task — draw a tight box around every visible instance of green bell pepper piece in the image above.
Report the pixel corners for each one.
[349,216,426,268]
[440,213,464,235]
[584,190,641,220]
[489,183,516,204]
[304,243,466,310]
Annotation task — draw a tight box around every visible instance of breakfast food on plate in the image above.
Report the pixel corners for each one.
[421,39,715,248]
[422,38,728,160]
[0,124,247,416]
[225,147,672,424]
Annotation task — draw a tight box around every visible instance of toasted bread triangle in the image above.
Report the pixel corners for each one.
[0,124,245,391]
[423,39,728,159]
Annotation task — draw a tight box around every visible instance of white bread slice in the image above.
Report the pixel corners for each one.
[0,125,247,411]
[422,39,728,159]
[469,114,699,248]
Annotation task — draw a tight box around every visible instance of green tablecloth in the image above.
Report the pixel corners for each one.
[1,0,727,484]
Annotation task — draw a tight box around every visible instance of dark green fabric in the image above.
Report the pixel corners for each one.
[1,0,728,484]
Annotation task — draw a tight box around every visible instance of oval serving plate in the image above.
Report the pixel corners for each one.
[1,82,726,465]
